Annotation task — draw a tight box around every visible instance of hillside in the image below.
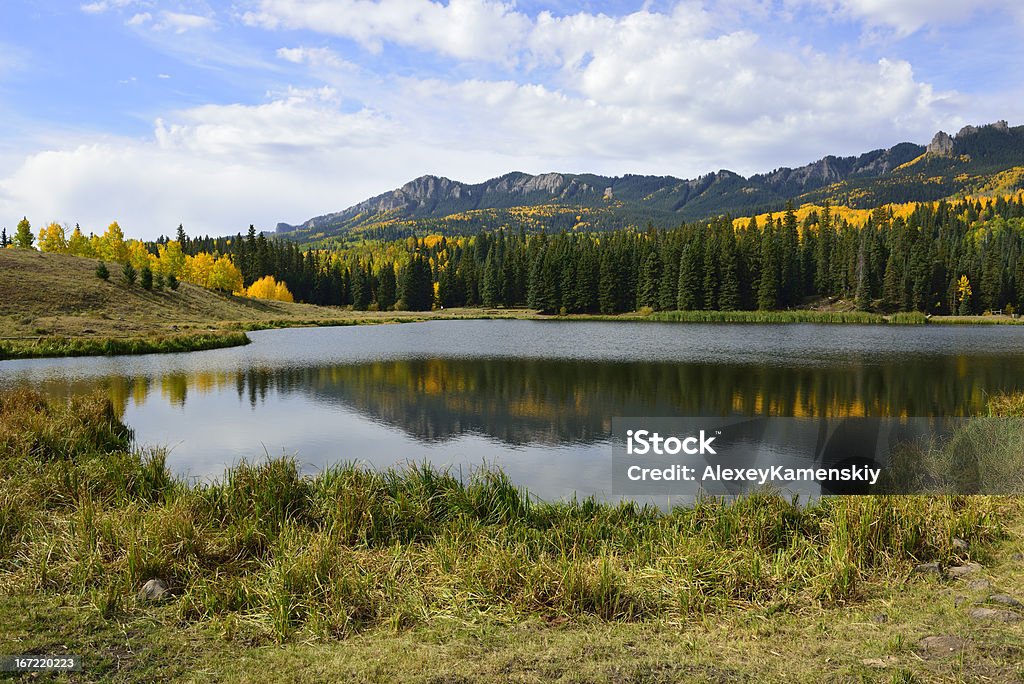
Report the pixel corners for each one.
[277,121,1024,244]
[0,250,423,344]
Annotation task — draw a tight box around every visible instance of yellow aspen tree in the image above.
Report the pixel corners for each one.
[37,222,68,252]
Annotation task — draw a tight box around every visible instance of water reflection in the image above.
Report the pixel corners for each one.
[4,320,1024,498]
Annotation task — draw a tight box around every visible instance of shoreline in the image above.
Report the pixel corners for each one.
[3,307,1022,361]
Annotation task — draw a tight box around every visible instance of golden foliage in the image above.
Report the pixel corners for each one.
[240,275,294,302]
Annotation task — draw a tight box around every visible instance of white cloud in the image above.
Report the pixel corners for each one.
[244,0,530,63]
[275,46,353,70]
[80,0,137,14]
[158,73,171,79]
[126,12,152,26]
[154,11,215,34]
[800,0,1023,35]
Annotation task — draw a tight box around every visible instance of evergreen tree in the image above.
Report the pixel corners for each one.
[676,243,701,311]
[401,255,433,311]
[140,265,153,291]
[351,263,372,310]
[718,229,740,311]
[122,261,137,285]
[377,263,397,310]
[96,261,110,281]
[637,250,662,310]
[757,222,779,310]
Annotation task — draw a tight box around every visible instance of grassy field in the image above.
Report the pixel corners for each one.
[1,389,1022,682]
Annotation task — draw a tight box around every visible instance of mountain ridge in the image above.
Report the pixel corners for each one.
[277,121,1024,241]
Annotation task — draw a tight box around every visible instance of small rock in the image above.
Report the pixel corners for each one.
[947,563,982,578]
[967,579,992,591]
[951,538,969,551]
[913,562,942,575]
[919,636,968,654]
[987,594,1023,608]
[138,578,169,601]
[871,613,888,624]
[1011,552,1024,562]
[954,595,968,607]
[969,607,1022,623]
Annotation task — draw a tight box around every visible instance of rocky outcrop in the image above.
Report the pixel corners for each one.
[927,131,955,156]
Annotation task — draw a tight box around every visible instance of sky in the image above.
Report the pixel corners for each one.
[1,0,1023,240]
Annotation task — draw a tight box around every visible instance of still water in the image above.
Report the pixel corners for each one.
[2,320,1023,500]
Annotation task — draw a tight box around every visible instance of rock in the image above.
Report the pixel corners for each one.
[926,131,954,156]
[919,636,967,654]
[138,578,169,601]
[913,562,942,575]
[947,563,982,578]
[967,579,992,591]
[986,594,1023,608]
[954,595,968,608]
[1011,552,1024,562]
[951,538,968,551]
[969,607,1022,623]
[871,613,888,624]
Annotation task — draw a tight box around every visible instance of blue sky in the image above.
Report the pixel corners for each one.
[1,0,1022,240]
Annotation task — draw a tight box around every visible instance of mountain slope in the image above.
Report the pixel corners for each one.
[277,121,1024,243]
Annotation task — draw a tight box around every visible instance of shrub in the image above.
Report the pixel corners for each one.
[95,261,110,281]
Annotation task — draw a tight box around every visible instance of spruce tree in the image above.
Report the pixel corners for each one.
[96,261,110,281]
[637,250,662,310]
[377,263,397,310]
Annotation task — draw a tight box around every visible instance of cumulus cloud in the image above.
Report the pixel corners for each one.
[244,0,531,63]
[2,0,1014,240]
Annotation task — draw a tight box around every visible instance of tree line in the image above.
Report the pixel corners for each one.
[199,196,1024,315]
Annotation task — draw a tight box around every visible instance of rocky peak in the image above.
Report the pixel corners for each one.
[927,131,955,156]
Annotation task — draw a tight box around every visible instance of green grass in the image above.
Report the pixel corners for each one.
[0,389,1009,646]
[0,332,251,360]
[2,389,1023,682]
[648,309,894,324]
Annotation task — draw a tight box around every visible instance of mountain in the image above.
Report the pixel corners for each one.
[277,121,1024,243]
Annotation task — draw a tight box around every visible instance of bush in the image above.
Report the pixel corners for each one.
[140,266,153,291]
[95,261,110,281]
[166,273,179,291]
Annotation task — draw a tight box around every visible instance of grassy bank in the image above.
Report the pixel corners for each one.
[2,390,1023,681]
[0,332,252,360]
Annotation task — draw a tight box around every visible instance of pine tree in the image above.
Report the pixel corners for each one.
[676,243,701,311]
[637,250,662,310]
[140,265,153,290]
[401,255,433,311]
[757,223,779,310]
[122,261,137,285]
[96,261,110,281]
[377,263,397,310]
[351,263,372,310]
[718,229,740,311]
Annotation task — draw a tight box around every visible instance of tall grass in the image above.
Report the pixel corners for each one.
[648,310,893,324]
[0,332,251,360]
[0,390,1008,643]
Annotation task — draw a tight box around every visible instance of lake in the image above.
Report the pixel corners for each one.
[2,320,1024,500]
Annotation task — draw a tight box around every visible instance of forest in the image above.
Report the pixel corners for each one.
[6,195,1024,315]
[193,195,1024,316]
